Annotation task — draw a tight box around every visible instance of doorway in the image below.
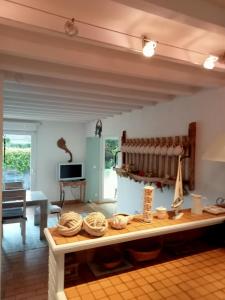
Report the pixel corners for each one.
[103,138,119,200]
[3,133,32,190]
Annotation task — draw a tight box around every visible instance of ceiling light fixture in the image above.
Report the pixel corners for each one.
[64,18,78,36]
[203,55,219,70]
[142,37,157,58]
[4,0,223,71]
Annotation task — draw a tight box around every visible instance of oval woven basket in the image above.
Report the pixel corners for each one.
[57,211,83,237]
[83,212,108,237]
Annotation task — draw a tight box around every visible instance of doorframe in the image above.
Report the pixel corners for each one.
[103,136,119,201]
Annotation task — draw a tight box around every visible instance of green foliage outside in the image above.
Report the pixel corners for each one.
[105,139,119,169]
[3,148,31,174]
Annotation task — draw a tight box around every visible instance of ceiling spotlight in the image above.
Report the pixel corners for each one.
[203,55,218,70]
[142,38,157,58]
[64,18,78,36]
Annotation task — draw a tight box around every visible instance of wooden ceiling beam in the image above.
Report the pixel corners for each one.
[1,43,225,88]
[4,99,137,113]
[4,91,159,105]
[4,72,197,96]
[114,0,225,36]
[4,103,123,116]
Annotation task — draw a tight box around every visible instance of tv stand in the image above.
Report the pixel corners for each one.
[59,179,86,203]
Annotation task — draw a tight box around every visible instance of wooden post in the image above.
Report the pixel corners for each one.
[121,130,127,165]
[188,122,196,190]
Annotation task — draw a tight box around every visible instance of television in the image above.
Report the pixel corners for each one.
[58,162,85,181]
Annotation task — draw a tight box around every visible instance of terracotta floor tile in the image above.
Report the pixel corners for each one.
[214,290,225,300]
[161,278,174,287]
[136,277,148,286]
[145,275,158,284]
[178,282,193,292]
[129,271,141,279]
[169,275,183,285]
[99,280,112,288]
[120,290,134,299]
[141,284,155,293]
[163,270,173,278]
[81,293,95,300]
[203,274,217,283]
[179,274,190,282]
[151,281,165,290]
[175,292,192,300]
[203,294,220,300]
[104,286,117,296]
[110,276,122,285]
[115,283,128,293]
[158,287,173,298]
[137,295,150,300]
[166,296,180,300]
[88,283,102,292]
[93,289,107,299]
[147,290,163,300]
[126,280,138,289]
[187,289,202,299]
[154,273,166,281]
[195,277,206,285]
[204,283,220,293]
[130,287,145,297]
[168,285,183,295]
[119,274,133,283]
[212,281,225,290]
[109,294,123,300]
[76,285,91,295]
[193,286,208,296]
[186,279,199,288]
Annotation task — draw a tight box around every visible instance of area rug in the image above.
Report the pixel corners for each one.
[2,203,95,254]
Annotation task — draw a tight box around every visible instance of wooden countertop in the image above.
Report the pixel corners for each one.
[44,210,225,255]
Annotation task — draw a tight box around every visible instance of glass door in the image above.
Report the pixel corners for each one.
[104,138,119,200]
[3,133,32,190]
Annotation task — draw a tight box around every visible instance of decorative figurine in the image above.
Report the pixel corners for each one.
[57,138,73,162]
[95,120,102,138]
[171,156,184,219]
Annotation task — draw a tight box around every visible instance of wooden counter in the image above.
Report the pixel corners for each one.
[44,210,225,300]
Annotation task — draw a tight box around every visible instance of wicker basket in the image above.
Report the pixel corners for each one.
[57,211,83,237]
[83,212,108,237]
[128,246,161,262]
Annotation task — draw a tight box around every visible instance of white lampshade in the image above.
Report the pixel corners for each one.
[202,134,225,162]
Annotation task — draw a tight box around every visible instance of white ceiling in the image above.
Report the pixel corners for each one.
[0,0,225,123]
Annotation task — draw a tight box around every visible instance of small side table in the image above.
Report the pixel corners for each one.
[59,179,86,203]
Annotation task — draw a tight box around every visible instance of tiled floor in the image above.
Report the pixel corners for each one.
[2,203,225,300]
[65,248,225,300]
[3,247,225,299]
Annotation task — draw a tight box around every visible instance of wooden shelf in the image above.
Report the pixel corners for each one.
[119,122,196,191]
[115,168,176,186]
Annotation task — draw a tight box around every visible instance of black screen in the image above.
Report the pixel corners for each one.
[60,164,82,179]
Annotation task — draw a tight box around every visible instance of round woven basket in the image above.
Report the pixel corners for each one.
[57,211,83,237]
[83,212,108,237]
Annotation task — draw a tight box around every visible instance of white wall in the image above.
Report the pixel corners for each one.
[86,87,225,214]
[36,121,86,201]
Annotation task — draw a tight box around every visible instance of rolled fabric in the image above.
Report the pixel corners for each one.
[57,211,83,237]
